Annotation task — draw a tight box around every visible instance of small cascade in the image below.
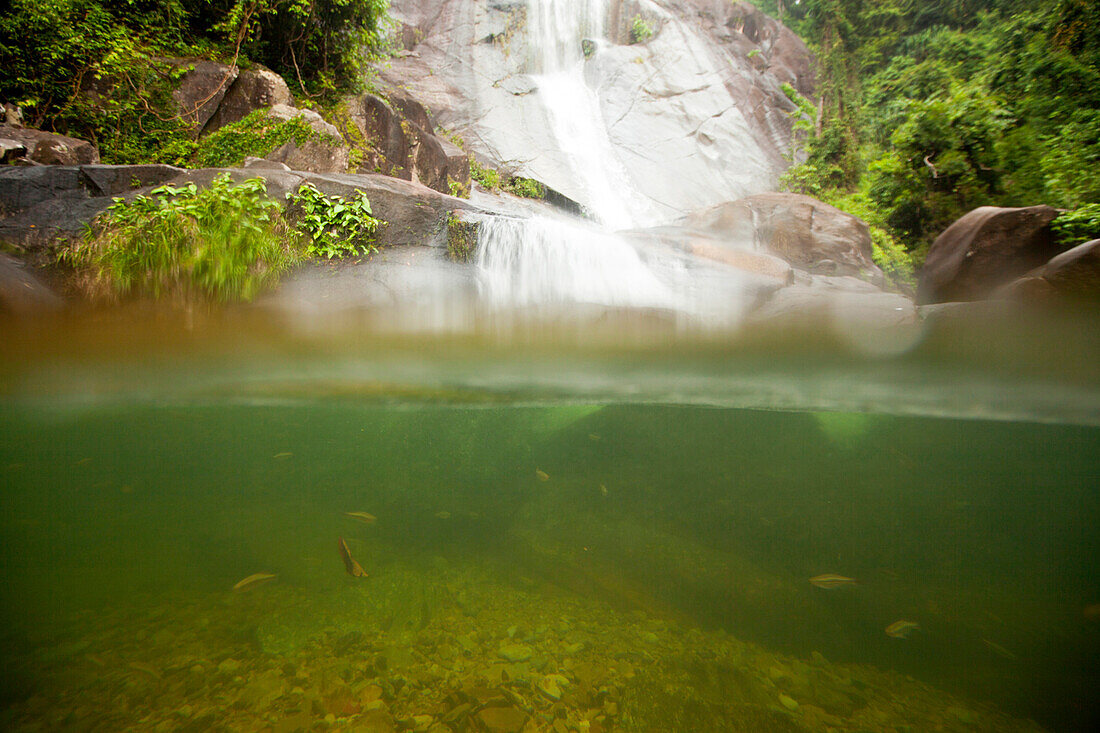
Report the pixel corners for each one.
[475,215,677,311]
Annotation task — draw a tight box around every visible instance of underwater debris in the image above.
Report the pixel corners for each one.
[338,537,368,577]
[232,573,277,591]
[535,469,550,481]
[886,620,920,638]
[599,483,609,496]
[273,452,292,459]
[345,511,377,524]
[982,638,1018,660]
[809,574,857,589]
[434,511,451,519]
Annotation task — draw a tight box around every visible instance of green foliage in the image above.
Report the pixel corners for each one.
[768,0,1100,254]
[1051,204,1100,248]
[630,15,654,45]
[285,182,381,259]
[0,0,391,161]
[470,160,502,191]
[62,174,300,302]
[505,177,545,199]
[192,109,319,168]
[445,213,478,263]
[448,178,471,199]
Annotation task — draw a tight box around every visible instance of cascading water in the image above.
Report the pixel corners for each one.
[475,0,693,319]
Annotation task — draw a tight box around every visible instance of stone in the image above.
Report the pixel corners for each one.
[0,138,27,163]
[474,705,527,733]
[497,644,533,662]
[1002,238,1100,304]
[267,104,342,140]
[264,139,350,175]
[168,59,239,132]
[0,125,99,165]
[204,65,294,133]
[683,193,884,284]
[0,253,63,315]
[917,205,1061,304]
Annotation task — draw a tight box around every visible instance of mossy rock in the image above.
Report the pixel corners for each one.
[446,212,480,263]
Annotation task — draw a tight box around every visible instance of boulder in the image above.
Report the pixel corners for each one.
[261,105,348,174]
[999,238,1100,304]
[683,193,884,284]
[0,253,62,315]
[1,138,27,164]
[204,65,294,133]
[917,205,1061,304]
[169,59,239,132]
[0,125,99,165]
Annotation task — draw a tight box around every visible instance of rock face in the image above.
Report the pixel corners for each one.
[0,164,493,251]
[169,60,239,133]
[383,0,814,221]
[204,66,294,133]
[683,193,884,284]
[1000,238,1100,304]
[0,125,100,165]
[917,205,1061,304]
[340,94,469,195]
[259,105,349,174]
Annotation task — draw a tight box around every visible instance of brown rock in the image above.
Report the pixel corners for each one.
[917,205,1061,304]
[683,193,883,284]
[0,125,99,165]
[169,59,239,132]
[1028,238,1100,302]
[474,705,526,733]
[0,253,62,315]
[204,65,294,133]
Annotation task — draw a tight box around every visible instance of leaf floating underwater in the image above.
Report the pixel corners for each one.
[273,452,292,459]
[345,511,377,524]
[809,574,857,589]
[232,572,277,591]
[535,469,550,482]
[338,537,368,578]
[885,620,920,638]
[434,511,451,519]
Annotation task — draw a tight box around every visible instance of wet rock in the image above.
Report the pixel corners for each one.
[205,65,294,133]
[917,205,1061,304]
[683,193,884,285]
[382,0,813,218]
[0,125,99,165]
[264,139,350,175]
[474,705,527,733]
[0,253,62,315]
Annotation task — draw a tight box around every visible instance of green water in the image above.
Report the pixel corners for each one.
[1,314,1099,732]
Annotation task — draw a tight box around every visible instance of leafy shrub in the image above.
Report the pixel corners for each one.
[193,110,322,168]
[63,174,300,302]
[1052,204,1100,248]
[505,177,545,199]
[285,182,382,259]
[630,15,654,44]
[470,160,502,191]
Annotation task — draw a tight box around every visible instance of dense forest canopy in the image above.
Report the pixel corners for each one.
[755,0,1100,265]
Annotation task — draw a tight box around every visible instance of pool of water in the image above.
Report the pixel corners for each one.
[1,309,1098,732]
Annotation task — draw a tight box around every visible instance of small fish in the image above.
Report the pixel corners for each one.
[809,574,857,589]
[273,452,293,459]
[535,469,550,482]
[885,620,920,639]
[982,639,1017,660]
[232,572,276,591]
[345,511,377,524]
[588,433,602,442]
[338,537,368,578]
[434,511,451,519]
[599,484,609,496]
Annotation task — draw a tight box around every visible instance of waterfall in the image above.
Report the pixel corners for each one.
[474,0,709,321]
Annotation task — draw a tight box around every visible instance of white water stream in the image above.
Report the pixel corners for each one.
[475,0,688,315]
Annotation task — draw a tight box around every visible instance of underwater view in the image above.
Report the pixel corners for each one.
[2,312,1098,733]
